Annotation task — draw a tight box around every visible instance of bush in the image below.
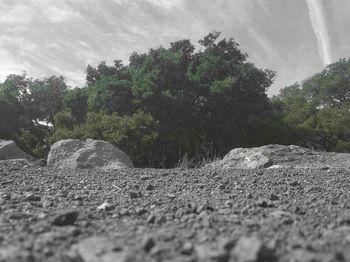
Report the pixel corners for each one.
[50,111,159,167]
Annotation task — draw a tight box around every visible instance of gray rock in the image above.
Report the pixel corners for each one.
[142,236,155,253]
[0,140,30,160]
[71,236,127,262]
[97,202,115,211]
[52,210,79,226]
[232,236,275,262]
[47,139,133,170]
[25,193,41,202]
[209,147,272,169]
[206,144,323,170]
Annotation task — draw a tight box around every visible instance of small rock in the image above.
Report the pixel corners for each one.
[294,206,306,215]
[195,245,229,262]
[155,215,167,225]
[97,202,115,211]
[37,212,47,219]
[119,208,130,216]
[146,184,154,191]
[71,236,127,262]
[269,193,279,201]
[161,172,170,177]
[167,193,176,199]
[25,193,41,202]
[289,180,299,187]
[232,236,275,262]
[225,200,234,207]
[135,207,147,216]
[41,199,54,208]
[143,236,155,253]
[180,241,193,255]
[196,201,214,214]
[8,213,30,220]
[147,214,156,224]
[129,191,142,199]
[288,249,319,262]
[52,210,79,226]
[257,199,274,208]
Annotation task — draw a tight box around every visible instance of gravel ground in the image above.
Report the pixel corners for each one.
[1,159,350,262]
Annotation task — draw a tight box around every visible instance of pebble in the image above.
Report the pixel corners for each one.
[196,201,214,214]
[270,193,279,201]
[155,215,167,225]
[195,244,229,262]
[129,191,142,199]
[71,236,127,262]
[135,207,147,216]
[119,208,131,216]
[41,199,54,208]
[147,214,156,224]
[146,184,155,191]
[256,199,274,208]
[52,210,79,226]
[97,202,115,211]
[289,180,300,187]
[232,236,275,262]
[143,236,155,253]
[25,193,41,202]
[180,241,193,255]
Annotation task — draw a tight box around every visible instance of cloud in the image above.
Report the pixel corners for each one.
[306,0,332,65]
[0,0,348,94]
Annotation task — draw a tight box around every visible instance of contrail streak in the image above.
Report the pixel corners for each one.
[306,0,331,66]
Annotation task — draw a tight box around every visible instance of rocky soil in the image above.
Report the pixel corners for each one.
[1,159,350,262]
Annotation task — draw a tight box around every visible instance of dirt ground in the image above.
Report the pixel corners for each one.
[1,159,350,262]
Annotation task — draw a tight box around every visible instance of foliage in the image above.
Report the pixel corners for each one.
[0,74,67,158]
[50,111,159,166]
[0,32,296,167]
[273,58,350,151]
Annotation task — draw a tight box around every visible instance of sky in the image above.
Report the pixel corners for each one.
[0,0,349,95]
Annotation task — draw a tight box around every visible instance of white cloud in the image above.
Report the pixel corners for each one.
[0,0,348,95]
[146,0,183,10]
[45,6,81,23]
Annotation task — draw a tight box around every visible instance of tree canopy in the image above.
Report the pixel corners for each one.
[4,32,349,167]
[273,58,350,151]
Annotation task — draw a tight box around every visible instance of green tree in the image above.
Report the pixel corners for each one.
[274,58,350,151]
[0,74,67,157]
[50,111,159,166]
[126,32,275,165]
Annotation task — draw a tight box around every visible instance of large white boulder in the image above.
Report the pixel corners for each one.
[47,139,133,170]
[0,140,29,160]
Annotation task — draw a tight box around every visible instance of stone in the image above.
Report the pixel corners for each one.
[135,207,147,216]
[0,140,31,160]
[142,236,155,253]
[129,191,142,199]
[205,144,335,170]
[146,184,155,191]
[119,208,130,216]
[47,138,133,170]
[288,249,320,262]
[52,210,79,226]
[209,147,272,169]
[232,236,275,262]
[71,236,127,262]
[195,244,230,262]
[269,193,279,201]
[97,202,115,211]
[25,193,41,202]
[146,214,156,224]
[180,241,194,255]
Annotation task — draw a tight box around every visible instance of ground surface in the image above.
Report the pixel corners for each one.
[1,159,350,262]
